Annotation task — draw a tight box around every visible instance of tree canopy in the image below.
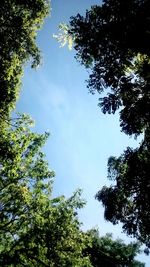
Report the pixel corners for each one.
[0,114,145,266]
[68,0,150,248]
[86,229,145,267]
[69,0,150,136]
[0,0,50,120]
[0,1,147,265]
[0,114,92,267]
[96,128,150,248]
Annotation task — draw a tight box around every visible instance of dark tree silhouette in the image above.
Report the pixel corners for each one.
[69,0,150,247]
[85,229,145,267]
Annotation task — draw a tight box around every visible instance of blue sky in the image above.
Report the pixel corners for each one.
[17,0,149,265]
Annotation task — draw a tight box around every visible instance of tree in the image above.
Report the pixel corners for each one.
[0,114,92,266]
[85,229,145,267]
[68,0,150,136]
[0,115,145,266]
[0,0,50,120]
[96,128,150,248]
[66,0,150,247]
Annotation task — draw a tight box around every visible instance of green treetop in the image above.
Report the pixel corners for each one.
[0,0,50,120]
[0,114,92,267]
[86,229,145,267]
[68,0,150,137]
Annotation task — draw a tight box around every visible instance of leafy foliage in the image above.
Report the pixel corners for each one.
[69,0,150,136]
[86,229,145,267]
[0,0,50,119]
[0,114,92,267]
[96,128,150,248]
[53,23,74,50]
[68,0,150,247]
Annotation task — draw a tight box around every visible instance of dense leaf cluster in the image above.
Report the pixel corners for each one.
[69,0,150,136]
[96,128,150,247]
[69,0,150,248]
[0,0,49,118]
[0,115,92,266]
[86,230,144,267]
